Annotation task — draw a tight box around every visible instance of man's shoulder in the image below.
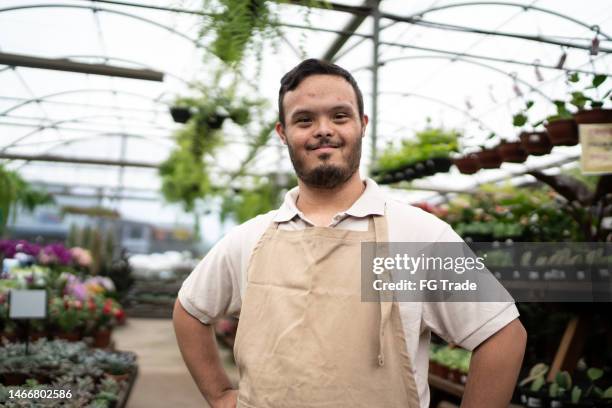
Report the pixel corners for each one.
[384,196,454,242]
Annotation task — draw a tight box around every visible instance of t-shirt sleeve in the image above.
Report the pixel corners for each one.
[422,225,520,351]
[177,229,243,324]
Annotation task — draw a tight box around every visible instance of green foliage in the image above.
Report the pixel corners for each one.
[375,127,459,173]
[546,100,574,122]
[160,86,265,212]
[572,385,582,403]
[0,165,53,233]
[587,367,604,382]
[220,175,296,223]
[512,100,534,128]
[568,72,612,110]
[199,0,280,65]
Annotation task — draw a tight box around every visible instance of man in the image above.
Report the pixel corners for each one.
[173,59,527,408]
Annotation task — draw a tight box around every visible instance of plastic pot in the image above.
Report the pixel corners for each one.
[545,119,578,146]
[453,154,480,174]
[573,108,612,124]
[169,106,192,124]
[520,131,553,156]
[498,141,528,163]
[475,148,502,169]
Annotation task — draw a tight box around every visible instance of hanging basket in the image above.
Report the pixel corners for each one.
[475,148,502,169]
[519,131,552,156]
[545,119,578,146]
[452,154,480,174]
[573,108,612,124]
[498,141,528,163]
[169,106,192,124]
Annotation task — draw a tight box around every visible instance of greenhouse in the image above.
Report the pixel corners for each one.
[0,0,611,407]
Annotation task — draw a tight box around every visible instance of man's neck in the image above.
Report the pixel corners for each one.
[295,172,366,227]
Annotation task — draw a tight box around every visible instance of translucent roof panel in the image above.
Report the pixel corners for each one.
[1,0,611,239]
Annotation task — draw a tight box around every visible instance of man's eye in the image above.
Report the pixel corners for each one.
[334,113,349,120]
[297,117,311,124]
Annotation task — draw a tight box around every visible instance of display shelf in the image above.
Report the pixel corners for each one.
[428,373,525,407]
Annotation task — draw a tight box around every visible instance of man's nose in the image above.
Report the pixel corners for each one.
[314,117,334,138]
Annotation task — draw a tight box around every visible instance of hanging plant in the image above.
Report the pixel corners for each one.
[220,175,296,224]
[160,86,265,212]
[199,0,280,65]
[0,165,53,234]
[200,0,329,65]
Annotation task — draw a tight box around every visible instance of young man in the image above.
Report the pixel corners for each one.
[173,59,527,408]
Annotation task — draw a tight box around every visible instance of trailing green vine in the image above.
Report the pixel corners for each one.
[0,165,54,234]
[160,84,265,212]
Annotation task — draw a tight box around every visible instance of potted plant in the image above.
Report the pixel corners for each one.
[518,363,549,407]
[453,152,481,174]
[568,73,612,125]
[514,101,553,156]
[89,297,125,348]
[498,135,529,164]
[49,296,86,341]
[548,371,572,408]
[545,100,578,146]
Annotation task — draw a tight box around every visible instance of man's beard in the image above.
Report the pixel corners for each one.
[287,134,362,189]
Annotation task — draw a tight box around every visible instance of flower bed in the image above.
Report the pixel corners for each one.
[0,240,125,347]
[0,339,137,407]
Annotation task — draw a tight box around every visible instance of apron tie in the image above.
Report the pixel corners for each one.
[377,271,393,367]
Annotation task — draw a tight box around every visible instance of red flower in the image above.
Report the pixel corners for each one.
[102,302,113,315]
[114,308,125,322]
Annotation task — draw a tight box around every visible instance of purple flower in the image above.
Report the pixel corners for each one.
[40,243,73,265]
[0,240,41,258]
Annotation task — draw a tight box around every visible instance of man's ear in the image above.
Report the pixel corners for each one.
[361,114,369,137]
[275,122,288,145]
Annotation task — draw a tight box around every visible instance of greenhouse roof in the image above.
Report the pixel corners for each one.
[1,0,611,240]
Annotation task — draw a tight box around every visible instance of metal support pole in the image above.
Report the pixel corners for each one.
[370,0,380,169]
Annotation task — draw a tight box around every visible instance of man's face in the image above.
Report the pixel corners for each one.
[276,74,368,189]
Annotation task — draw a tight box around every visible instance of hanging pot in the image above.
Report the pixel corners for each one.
[169,106,192,124]
[573,108,612,124]
[519,131,552,156]
[545,119,578,146]
[452,154,480,174]
[475,148,502,169]
[498,141,528,163]
[425,157,452,175]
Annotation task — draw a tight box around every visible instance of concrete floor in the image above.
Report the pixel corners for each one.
[114,318,239,408]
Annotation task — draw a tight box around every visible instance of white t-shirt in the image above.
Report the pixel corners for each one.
[179,178,519,408]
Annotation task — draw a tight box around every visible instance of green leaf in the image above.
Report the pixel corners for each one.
[592,75,607,88]
[531,376,545,392]
[587,367,604,381]
[603,386,612,399]
[513,113,528,127]
[568,72,580,83]
[525,100,534,109]
[571,386,582,403]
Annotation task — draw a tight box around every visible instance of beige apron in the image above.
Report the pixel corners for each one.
[233,213,420,408]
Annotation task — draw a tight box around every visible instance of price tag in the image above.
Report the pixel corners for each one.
[9,290,47,319]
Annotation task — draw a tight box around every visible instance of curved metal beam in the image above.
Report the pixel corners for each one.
[1,113,172,153]
[404,1,612,41]
[0,88,169,117]
[0,4,204,49]
[355,55,554,102]
[379,91,497,134]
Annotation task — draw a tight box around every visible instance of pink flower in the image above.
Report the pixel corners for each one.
[70,247,92,267]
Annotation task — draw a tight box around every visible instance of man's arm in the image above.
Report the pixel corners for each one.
[172,299,237,408]
[461,318,527,408]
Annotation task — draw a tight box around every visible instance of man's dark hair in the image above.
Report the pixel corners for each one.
[278,58,364,126]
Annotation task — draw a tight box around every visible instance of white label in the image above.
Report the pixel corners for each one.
[9,290,47,319]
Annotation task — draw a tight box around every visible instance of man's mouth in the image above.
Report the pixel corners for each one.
[308,142,342,151]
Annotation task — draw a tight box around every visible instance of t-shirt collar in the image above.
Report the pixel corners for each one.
[272,177,386,223]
